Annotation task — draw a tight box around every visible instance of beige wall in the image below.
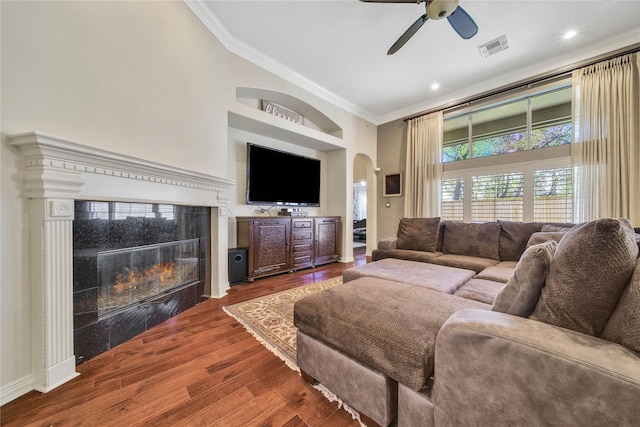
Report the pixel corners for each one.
[1,0,228,398]
[376,118,406,239]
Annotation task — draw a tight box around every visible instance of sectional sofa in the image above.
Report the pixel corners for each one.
[294,217,640,427]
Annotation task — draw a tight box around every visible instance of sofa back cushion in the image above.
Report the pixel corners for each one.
[530,218,638,336]
[396,217,441,252]
[541,224,574,232]
[442,221,500,260]
[600,257,640,352]
[491,240,557,317]
[526,231,567,248]
[497,221,544,261]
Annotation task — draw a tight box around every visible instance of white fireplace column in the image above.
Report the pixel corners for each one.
[11,132,235,393]
[30,197,81,391]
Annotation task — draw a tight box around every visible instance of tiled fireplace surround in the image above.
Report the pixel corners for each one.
[10,132,234,394]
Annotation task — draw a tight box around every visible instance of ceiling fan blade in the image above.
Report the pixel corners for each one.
[388,14,428,55]
[446,6,478,39]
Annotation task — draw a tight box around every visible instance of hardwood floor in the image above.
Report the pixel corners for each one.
[1,247,369,427]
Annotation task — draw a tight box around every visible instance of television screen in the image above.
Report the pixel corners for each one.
[246,143,321,207]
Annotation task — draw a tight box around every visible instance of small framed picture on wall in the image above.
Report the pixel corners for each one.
[383,173,403,197]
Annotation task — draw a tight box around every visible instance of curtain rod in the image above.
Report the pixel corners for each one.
[403,43,640,122]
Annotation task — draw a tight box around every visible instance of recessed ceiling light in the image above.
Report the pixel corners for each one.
[563,30,577,40]
[431,83,440,90]
[360,180,366,186]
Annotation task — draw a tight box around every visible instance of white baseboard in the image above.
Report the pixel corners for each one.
[1,374,35,406]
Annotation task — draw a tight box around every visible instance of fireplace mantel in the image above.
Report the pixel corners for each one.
[10,131,234,394]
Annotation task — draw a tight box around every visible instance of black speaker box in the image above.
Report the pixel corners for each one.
[228,248,247,285]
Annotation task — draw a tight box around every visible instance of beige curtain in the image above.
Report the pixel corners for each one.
[404,111,443,217]
[572,53,640,226]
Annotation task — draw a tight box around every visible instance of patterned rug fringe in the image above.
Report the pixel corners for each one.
[222,305,300,372]
[312,383,368,427]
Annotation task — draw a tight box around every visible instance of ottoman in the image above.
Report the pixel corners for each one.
[294,276,489,426]
[343,258,475,294]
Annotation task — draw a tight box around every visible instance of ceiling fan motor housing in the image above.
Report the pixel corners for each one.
[426,0,460,20]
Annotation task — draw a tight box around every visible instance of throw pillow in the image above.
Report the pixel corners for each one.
[530,218,638,336]
[396,217,441,252]
[491,240,557,317]
[442,221,501,260]
[525,231,566,248]
[600,258,640,352]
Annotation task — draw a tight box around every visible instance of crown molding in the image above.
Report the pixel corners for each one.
[183,0,380,125]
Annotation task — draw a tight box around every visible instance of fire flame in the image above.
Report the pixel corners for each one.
[112,261,175,294]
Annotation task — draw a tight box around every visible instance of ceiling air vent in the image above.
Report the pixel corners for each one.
[479,35,509,58]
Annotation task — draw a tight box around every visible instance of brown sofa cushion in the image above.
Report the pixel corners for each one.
[372,248,442,263]
[396,217,441,252]
[530,218,638,336]
[442,221,500,260]
[475,261,517,283]
[491,240,557,317]
[497,221,544,261]
[601,258,640,352]
[454,278,504,304]
[293,277,489,391]
[429,254,499,274]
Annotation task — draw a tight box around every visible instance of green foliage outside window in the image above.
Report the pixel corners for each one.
[443,86,572,162]
[443,123,571,162]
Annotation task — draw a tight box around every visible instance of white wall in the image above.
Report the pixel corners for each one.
[0,0,229,401]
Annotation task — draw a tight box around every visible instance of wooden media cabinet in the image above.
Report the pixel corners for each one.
[236,216,341,281]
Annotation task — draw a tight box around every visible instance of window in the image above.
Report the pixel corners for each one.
[471,172,523,222]
[440,82,573,223]
[533,167,573,222]
[531,88,572,149]
[442,163,572,222]
[443,86,571,162]
[441,178,464,221]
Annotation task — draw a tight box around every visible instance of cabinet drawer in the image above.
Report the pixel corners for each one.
[293,243,312,253]
[293,220,313,229]
[293,231,312,240]
[293,255,312,266]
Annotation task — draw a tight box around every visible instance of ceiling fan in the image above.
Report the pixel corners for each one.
[361,0,478,55]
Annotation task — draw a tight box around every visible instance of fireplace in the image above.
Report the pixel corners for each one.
[11,132,233,393]
[73,201,212,363]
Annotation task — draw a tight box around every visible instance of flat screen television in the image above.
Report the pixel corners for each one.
[246,143,321,207]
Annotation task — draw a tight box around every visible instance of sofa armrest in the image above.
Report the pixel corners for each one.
[378,237,397,250]
[432,309,640,426]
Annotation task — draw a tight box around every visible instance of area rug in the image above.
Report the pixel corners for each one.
[223,276,343,370]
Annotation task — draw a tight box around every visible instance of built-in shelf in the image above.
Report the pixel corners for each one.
[229,102,345,152]
[229,87,345,152]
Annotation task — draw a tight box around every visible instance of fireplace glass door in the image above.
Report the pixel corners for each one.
[97,239,199,317]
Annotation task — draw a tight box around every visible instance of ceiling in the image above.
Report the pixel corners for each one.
[192,1,640,125]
